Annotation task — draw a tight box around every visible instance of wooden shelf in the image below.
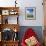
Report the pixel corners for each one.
[2,41,19,44]
[2,40,19,42]
[1,40,19,46]
[0,24,19,32]
[0,7,19,16]
[0,7,19,46]
[0,7,19,10]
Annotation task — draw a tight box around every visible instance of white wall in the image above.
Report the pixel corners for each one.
[17,0,44,26]
[0,0,15,7]
[0,0,44,26]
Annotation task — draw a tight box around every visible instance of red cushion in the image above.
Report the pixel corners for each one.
[21,28,41,46]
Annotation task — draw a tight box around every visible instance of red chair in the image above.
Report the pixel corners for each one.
[21,28,41,46]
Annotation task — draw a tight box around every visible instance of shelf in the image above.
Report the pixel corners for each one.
[0,7,19,46]
[0,7,19,10]
[1,15,18,24]
[2,40,19,43]
[0,7,19,24]
[2,40,19,46]
[0,24,19,32]
[0,7,19,15]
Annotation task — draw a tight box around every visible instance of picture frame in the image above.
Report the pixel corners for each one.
[25,7,36,20]
[2,10,9,15]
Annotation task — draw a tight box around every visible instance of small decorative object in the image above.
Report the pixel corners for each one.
[25,7,36,20]
[13,30,18,41]
[10,11,15,15]
[5,18,8,24]
[9,10,17,15]
[13,29,18,40]
[2,28,13,41]
[2,10,9,15]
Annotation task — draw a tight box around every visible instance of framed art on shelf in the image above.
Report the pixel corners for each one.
[25,7,36,20]
[2,10,9,15]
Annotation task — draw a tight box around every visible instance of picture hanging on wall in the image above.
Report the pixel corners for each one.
[25,7,36,20]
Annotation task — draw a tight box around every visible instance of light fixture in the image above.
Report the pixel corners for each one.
[15,0,17,7]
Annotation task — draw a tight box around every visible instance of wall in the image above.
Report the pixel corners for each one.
[17,0,44,26]
[0,0,44,26]
[0,0,44,45]
[0,0,15,7]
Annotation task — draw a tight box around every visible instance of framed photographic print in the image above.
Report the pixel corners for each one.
[2,10,9,15]
[25,7,36,20]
